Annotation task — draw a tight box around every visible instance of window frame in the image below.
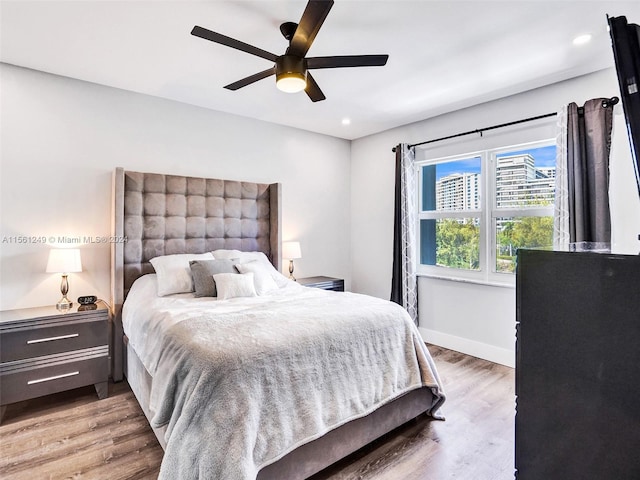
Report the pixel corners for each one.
[416,138,556,286]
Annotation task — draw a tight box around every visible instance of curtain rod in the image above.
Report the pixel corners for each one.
[391,96,619,153]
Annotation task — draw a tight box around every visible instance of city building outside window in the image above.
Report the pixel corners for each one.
[417,140,556,284]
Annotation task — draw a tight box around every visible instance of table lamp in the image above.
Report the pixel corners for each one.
[282,241,302,281]
[46,248,82,311]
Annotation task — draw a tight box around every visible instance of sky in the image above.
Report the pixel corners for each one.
[435,145,556,180]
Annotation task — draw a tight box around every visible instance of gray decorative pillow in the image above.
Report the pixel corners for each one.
[189,259,238,297]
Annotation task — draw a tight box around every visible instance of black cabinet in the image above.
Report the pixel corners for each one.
[298,276,344,292]
[515,249,640,480]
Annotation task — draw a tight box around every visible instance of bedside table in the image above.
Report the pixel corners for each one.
[0,301,109,421]
[298,276,345,292]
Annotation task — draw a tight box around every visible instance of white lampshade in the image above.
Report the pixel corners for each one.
[282,241,302,260]
[46,248,82,274]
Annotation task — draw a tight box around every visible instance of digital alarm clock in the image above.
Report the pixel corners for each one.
[77,295,97,305]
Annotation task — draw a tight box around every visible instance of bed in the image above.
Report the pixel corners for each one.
[110,168,445,479]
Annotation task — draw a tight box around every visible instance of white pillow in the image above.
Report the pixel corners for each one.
[213,272,257,300]
[211,249,244,260]
[212,249,288,287]
[150,252,214,296]
[235,261,279,295]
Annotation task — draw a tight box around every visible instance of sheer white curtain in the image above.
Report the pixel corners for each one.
[554,106,570,249]
[391,144,418,324]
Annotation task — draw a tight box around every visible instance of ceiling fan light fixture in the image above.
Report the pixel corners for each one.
[276,74,307,93]
[276,55,307,93]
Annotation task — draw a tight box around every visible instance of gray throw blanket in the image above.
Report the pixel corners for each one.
[148,289,445,479]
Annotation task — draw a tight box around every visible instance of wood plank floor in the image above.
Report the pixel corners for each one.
[0,345,515,479]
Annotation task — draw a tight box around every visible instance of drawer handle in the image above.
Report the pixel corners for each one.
[27,333,79,344]
[27,371,80,385]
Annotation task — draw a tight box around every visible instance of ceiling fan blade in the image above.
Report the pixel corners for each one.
[305,72,326,102]
[287,0,334,58]
[306,55,389,69]
[224,67,276,91]
[191,26,278,62]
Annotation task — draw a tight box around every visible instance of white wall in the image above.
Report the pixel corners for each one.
[350,68,640,367]
[0,63,351,310]
[3,63,639,366]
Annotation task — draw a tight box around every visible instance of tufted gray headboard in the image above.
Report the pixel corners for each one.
[109,167,281,380]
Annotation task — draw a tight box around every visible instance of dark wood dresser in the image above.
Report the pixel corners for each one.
[515,249,640,479]
[0,301,109,421]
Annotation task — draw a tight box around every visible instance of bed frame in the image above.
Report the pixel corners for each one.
[110,168,436,479]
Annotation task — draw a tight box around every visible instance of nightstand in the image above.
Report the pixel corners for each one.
[0,301,109,421]
[298,276,345,292]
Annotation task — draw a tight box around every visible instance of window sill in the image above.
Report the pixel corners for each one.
[416,272,515,289]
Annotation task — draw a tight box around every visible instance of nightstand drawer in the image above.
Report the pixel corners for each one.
[0,348,108,405]
[1,319,108,363]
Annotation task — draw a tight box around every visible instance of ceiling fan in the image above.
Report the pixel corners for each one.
[191,0,389,102]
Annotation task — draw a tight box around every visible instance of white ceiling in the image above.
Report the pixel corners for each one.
[2,1,639,140]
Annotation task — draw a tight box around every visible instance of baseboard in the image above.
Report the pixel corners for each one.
[419,327,515,368]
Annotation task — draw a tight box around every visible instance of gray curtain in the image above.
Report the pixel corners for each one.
[391,144,418,324]
[565,98,614,243]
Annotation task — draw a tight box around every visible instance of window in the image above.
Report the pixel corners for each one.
[418,140,556,283]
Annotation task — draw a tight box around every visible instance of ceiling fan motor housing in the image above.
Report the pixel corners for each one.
[275,55,307,91]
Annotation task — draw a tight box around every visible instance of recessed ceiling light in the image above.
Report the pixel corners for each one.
[573,34,592,46]
[342,118,351,126]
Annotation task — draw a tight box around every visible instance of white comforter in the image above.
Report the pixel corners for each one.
[123,275,445,480]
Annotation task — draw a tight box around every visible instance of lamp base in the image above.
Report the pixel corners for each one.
[288,259,297,282]
[56,296,73,311]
